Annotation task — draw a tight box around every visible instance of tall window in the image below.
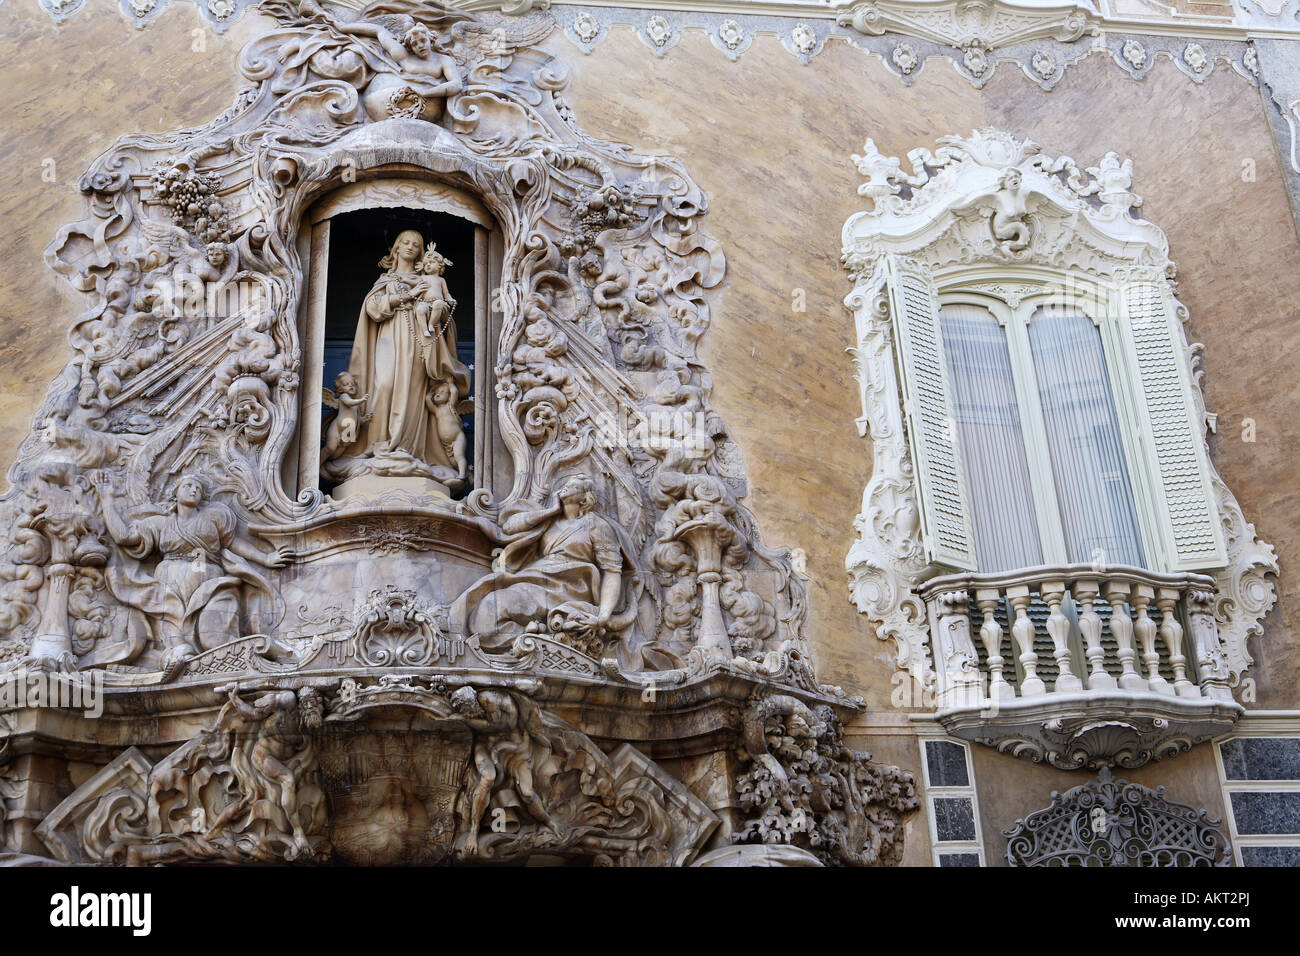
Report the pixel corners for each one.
[939,298,1145,572]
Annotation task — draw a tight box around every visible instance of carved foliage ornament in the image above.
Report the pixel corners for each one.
[0,0,820,697]
[734,693,919,866]
[1003,767,1230,866]
[842,129,1278,688]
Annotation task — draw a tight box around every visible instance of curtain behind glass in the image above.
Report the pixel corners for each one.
[940,304,1043,571]
[1028,305,1145,568]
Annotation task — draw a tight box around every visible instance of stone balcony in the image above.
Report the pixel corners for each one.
[916,564,1243,770]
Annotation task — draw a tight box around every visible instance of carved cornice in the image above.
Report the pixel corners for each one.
[835,0,1101,51]
[33,679,723,865]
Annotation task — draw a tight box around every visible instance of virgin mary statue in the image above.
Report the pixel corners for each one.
[323,228,472,493]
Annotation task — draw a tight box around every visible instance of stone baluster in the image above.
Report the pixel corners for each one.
[1186,586,1233,702]
[1157,586,1197,699]
[1041,581,1082,693]
[933,590,981,709]
[1072,578,1116,691]
[976,588,1013,700]
[24,511,89,673]
[1007,585,1044,696]
[1133,585,1171,696]
[1104,580,1145,692]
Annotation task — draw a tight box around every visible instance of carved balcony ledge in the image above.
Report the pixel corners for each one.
[916,564,1243,770]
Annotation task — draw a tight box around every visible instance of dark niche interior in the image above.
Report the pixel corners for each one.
[322,206,477,498]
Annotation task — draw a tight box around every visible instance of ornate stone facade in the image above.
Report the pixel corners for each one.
[0,0,915,867]
[3,0,1300,872]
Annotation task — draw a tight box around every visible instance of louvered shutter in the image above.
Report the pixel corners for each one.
[1120,280,1226,570]
[886,256,976,570]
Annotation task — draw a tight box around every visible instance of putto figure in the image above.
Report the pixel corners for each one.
[321,370,372,464]
[332,11,464,123]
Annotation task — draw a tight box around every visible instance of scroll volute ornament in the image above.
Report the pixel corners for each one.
[0,0,819,692]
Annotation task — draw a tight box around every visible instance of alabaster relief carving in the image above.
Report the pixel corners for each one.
[843,129,1278,701]
[0,0,826,697]
[735,693,918,866]
[37,679,719,866]
[1003,767,1230,866]
[836,0,1099,83]
[321,231,472,497]
[836,0,1100,49]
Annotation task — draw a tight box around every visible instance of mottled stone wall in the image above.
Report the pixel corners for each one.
[0,7,1295,713]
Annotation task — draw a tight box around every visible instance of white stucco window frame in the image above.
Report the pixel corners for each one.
[841,128,1278,697]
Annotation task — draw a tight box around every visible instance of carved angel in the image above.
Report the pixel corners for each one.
[321,370,372,464]
[323,9,464,123]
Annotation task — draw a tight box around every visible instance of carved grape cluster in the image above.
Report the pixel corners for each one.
[151,162,233,243]
[560,186,640,257]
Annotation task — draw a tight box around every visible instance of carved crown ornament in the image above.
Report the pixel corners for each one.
[841,129,1278,768]
[0,0,931,868]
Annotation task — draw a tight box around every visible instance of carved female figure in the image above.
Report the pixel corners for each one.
[329,230,471,488]
[454,475,630,654]
[93,473,289,665]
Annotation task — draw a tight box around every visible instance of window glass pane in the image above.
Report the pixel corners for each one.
[940,304,1043,571]
[1028,306,1144,567]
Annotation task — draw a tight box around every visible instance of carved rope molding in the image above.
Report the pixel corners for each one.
[0,0,838,701]
[841,128,1279,694]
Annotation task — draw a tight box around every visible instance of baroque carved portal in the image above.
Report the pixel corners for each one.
[0,0,915,866]
[0,0,817,686]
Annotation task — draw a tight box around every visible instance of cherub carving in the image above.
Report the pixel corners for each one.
[989,167,1031,255]
[415,242,455,338]
[194,242,239,317]
[321,371,372,464]
[425,380,468,483]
